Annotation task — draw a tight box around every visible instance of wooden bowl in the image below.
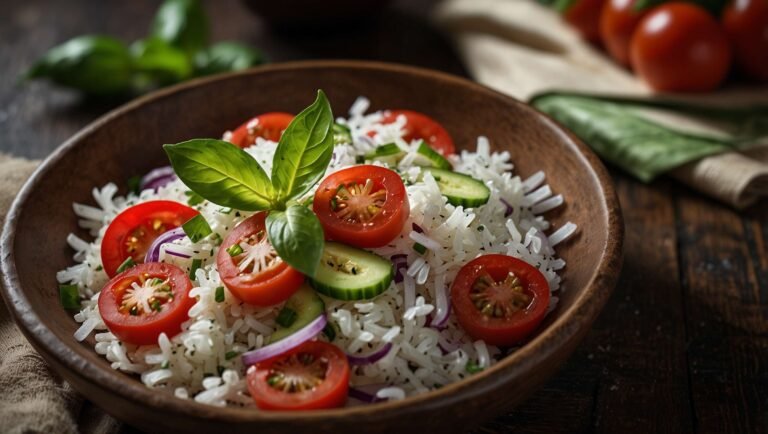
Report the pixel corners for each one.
[0,61,623,433]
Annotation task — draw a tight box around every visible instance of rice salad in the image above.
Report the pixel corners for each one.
[57,93,577,409]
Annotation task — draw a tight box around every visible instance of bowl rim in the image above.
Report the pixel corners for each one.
[0,60,623,423]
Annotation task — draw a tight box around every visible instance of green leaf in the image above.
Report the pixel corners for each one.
[164,139,275,211]
[59,284,80,310]
[130,37,192,88]
[553,0,578,13]
[151,0,208,55]
[189,258,202,279]
[271,90,335,204]
[26,35,133,96]
[215,286,225,303]
[181,214,212,242]
[116,257,136,274]
[266,205,324,277]
[193,41,264,76]
[531,94,734,182]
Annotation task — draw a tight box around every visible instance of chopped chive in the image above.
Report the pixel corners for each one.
[184,190,205,206]
[182,215,213,243]
[59,284,80,310]
[267,374,281,386]
[211,232,223,246]
[275,307,297,328]
[465,361,484,374]
[215,286,225,303]
[126,175,141,195]
[151,299,162,312]
[226,244,243,257]
[189,259,202,279]
[219,207,233,215]
[355,156,365,164]
[95,265,103,271]
[330,197,338,211]
[160,360,170,369]
[322,322,337,341]
[116,257,136,273]
[413,242,427,255]
[225,351,239,360]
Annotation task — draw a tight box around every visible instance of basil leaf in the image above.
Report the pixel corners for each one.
[130,37,192,88]
[532,94,733,182]
[164,139,275,211]
[181,214,212,242]
[271,90,335,204]
[151,0,208,55]
[194,42,264,76]
[266,205,324,277]
[26,35,133,96]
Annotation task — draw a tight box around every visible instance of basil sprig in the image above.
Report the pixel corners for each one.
[163,90,334,276]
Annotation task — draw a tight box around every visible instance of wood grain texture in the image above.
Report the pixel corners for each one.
[0,0,766,433]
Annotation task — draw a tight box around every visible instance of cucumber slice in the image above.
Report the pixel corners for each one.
[268,284,325,343]
[309,242,393,300]
[333,123,353,145]
[413,141,452,170]
[364,143,404,166]
[421,167,490,208]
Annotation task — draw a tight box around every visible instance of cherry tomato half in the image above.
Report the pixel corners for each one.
[451,254,550,346]
[313,165,409,248]
[600,0,647,66]
[228,112,295,148]
[723,0,768,82]
[101,200,199,277]
[246,341,350,410]
[98,262,194,345]
[217,212,304,306]
[564,0,605,43]
[379,110,456,156]
[630,3,732,92]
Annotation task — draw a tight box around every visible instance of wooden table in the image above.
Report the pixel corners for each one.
[2,1,766,432]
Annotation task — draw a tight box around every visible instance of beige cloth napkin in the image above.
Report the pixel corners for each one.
[0,154,122,434]
[434,0,768,208]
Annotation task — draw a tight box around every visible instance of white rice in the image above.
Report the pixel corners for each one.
[58,96,577,407]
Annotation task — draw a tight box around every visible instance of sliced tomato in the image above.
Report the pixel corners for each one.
[98,262,194,345]
[313,165,409,248]
[246,341,350,410]
[451,254,550,346]
[378,110,456,156]
[101,200,199,277]
[228,112,295,148]
[217,212,304,306]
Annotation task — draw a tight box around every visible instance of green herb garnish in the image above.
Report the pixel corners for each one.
[161,360,170,369]
[214,286,225,303]
[413,242,427,255]
[127,175,142,195]
[189,258,202,279]
[465,361,484,374]
[116,257,136,273]
[59,284,81,310]
[322,322,337,341]
[185,190,205,206]
[182,214,212,242]
[225,351,238,360]
[226,244,243,257]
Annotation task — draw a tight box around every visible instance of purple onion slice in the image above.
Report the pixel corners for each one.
[140,166,177,192]
[500,197,514,218]
[241,315,327,366]
[347,342,393,365]
[144,227,186,263]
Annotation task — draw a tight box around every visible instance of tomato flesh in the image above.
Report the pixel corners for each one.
[101,200,199,277]
[379,110,456,156]
[313,165,409,248]
[247,341,350,410]
[217,212,304,306]
[228,112,295,148]
[600,0,646,66]
[98,262,194,345]
[451,255,550,346]
[723,0,768,82]
[630,3,732,92]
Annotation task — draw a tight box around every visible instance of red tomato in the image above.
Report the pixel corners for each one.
[228,112,295,148]
[564,0,606,43]
[723,0,768,82]
[246,341,350,410]
[630,3,732,92]
[101,201,199,277]
[313,165,409,248]
[217,212,304,306]
[600,0,647,66]
[451,254,550,346]
[98,262,194,345]
[379,110,456,156]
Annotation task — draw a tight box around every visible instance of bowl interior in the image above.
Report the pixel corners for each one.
[2,61,621,432]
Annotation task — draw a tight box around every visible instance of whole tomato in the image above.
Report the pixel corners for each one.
[723,0,768,82]
[564,0,606,43]
[630,3,732,92]
[600,0,647,66]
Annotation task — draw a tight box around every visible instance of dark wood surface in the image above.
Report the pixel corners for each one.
[1,1,766,433]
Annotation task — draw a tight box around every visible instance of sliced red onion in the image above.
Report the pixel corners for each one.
[500,198,514,218]
[347,342,393,365]
[164,248,191,259]
[411,222,424,233]
[140,166,177,192]
[430,280,451,329]
[241,314,327,366]
[348,384,388,403]
[437,336,461,354]
[391,254,408,284]
[144,228,186,263]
